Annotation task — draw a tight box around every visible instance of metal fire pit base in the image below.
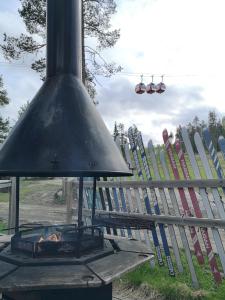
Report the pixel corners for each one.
[4,283,112,300]
[0,238,154,300]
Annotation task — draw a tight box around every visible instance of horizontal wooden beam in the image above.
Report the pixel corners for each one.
[74,208,225,229]
[73,179,225,189]
[0,180,11,189]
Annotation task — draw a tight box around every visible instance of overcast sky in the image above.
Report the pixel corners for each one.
[0,0,225,144]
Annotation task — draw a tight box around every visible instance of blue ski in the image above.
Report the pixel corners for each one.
[136,131,175,276]
[202,128,225,196]
[219,135,225,161]
[128,126,164,267]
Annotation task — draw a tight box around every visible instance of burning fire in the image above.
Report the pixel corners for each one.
[39,233,61,243]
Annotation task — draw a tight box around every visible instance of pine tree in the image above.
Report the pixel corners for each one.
[208,111,218,149]
[113,122,119,141]
[0,76,10,143]
[18,101,30,119]
[1,0,122,99]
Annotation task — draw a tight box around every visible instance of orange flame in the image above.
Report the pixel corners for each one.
[38,233,61,243]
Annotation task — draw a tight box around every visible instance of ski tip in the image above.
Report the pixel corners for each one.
[194,131,201,140]
[202,127,209,134]
[162,128,168,135]
[148,140,153,148]
[162,129,168,140]
[174,138,180,150]
[181,126,187,131]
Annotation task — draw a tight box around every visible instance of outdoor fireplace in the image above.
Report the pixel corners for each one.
[11,225,104,258]
[0,0,152,299]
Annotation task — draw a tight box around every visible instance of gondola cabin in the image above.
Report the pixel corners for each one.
[135,83,146,94]
[156,82,166,93]
[146,82,157,94]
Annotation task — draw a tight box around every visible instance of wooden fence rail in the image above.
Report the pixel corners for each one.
[73,208,225,229]
[73,179,225,189]
[64,176,225,288]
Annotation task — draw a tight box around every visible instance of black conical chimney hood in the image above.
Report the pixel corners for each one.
[0,0,131,177]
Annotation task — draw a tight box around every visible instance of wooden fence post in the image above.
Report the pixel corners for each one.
[8,177,16,234]
[63,178,75,224]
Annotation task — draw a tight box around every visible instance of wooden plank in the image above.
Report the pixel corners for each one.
[74,208,225,229]
[8,178,16,234]
[87,251,152,285]
[64,179,74,224]
[0,180,11,189]
[73,179,225,189]
[0,265,102,292]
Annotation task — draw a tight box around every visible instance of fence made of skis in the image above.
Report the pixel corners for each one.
[64,126,225,287]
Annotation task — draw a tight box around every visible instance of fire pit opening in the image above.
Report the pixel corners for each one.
[11,225,104,258]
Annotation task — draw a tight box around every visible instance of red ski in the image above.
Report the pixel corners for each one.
[163,129,204,265]
[175,138,222,283]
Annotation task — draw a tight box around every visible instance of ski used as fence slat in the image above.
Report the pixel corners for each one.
[203,128,225,196]
[175,138,222,283]
[181,127,225,275]
[163,129,205,265]
[97,180,111,235]
[194,132,225,219]
[103,177,118,236]
[123,143,150,244]
[136,131,175,276]
[127,127,166,270]
[148,139,184,273]
[218,135,225,161]
[122,143,142,240]
[115,136,132,238]
[159,149,199,288]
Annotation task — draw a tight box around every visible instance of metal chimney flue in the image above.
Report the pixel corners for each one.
[0,0,131,177]
[47,0,82,78]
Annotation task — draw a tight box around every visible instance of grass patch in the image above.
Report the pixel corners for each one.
[121,251,225,300]
[0,191,10,203]
[0,179,62,203]
[0,222,6,233]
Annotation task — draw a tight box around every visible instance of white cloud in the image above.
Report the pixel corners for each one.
[1,0,225,146]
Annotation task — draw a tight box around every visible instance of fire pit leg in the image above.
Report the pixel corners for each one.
[3,283,113,300]
[15,177,20,235]
[91,177,97,228]
[77,176,84,257]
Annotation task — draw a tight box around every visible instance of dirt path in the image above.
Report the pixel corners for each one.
[0,179,67,225]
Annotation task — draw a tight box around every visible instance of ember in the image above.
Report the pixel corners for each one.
[39,233,61,243]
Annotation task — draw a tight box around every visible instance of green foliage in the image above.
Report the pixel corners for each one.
[1,0,122,98]
[0,76,10,143]
[0,76,9,106]
[18,100,30,119]
[113,122,119,141]
[0,222,6,233]
[176,111,225,153]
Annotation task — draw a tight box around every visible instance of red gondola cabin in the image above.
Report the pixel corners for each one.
[135,83,146,94]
